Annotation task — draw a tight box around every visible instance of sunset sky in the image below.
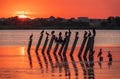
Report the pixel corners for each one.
[0,0,120,18]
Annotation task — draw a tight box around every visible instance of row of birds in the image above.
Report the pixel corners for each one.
[40,29,95,36]
[29,29,112,62]
[98,48,113,62]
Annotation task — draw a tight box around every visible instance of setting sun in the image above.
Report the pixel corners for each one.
[16,11,28,19]
[18,14,27,19]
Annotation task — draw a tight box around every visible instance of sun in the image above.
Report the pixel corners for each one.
[18,14,27,19]
[15,11,28,19]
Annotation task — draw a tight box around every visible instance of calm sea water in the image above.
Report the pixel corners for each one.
[0,30,120,79]
[0,30,120,46]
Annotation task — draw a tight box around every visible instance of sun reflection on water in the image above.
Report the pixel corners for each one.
[21,47,25,55]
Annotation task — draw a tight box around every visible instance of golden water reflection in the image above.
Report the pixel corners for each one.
[0,46,120,79]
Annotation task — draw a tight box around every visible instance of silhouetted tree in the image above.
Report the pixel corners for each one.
[114,16,120,27]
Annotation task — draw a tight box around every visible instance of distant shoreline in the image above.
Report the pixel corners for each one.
[0,16,120,30]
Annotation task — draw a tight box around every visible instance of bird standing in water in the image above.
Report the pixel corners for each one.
[108,51,112,57]
[97,49,103,62]
[108,51,112,61]
[98,48,102,57]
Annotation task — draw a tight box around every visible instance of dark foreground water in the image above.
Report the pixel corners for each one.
[0,30,120,79]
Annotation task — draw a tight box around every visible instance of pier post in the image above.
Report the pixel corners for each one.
[35,51,43,72]
[89,29,96,58]
[63,30,71,56]
[58,31,68,62]
[46,31,55,72]
[78,56,87,79]
[70,32,79,56]
[78,31,88,57]
[47,31,55,53]
[41,34,49,70]
[27,33,33,68]
[83,31,92,58]
[35,30,44,70]
[53,37,59,55]
[70,55,78,77]
[35,31,44,52]
[63,55,71,77]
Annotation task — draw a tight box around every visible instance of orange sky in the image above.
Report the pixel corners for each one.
[0,0,120,18]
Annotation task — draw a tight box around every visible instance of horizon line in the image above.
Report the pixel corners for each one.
[0,15,120,19]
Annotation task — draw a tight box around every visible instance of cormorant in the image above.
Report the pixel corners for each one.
[51,31,55,35]
[88,30,91,37]
[84,31,87,38]
[108,51,112,58]
[40,30,44,34]
[98,48,102,57]
[30,33,33,40]
[46,32,49,36]
[75,32,79,37]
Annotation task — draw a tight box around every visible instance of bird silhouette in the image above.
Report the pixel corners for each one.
[108,51,112,58]
[65,31,68,36]
[30,33,33,40]
[108,51,112,62]
[88,30,91,37]
[97,49,102,57]
[68,29,71,35]
[51,31,55,35]
[84,31,87,38]
[59,32,62,36]
[46,32,49,36]
[75,32,79,37]
[59,32,63,43]
[40,30,44,34]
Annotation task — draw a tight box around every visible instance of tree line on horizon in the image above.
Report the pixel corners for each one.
[0,16,120,29]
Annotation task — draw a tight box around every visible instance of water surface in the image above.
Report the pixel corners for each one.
[0,30,120,79]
